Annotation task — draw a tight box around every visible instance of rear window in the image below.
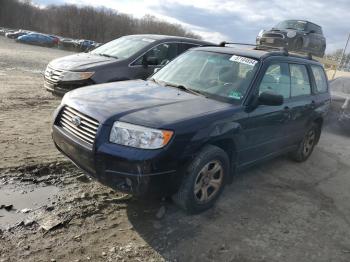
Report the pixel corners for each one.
[311,65,328,93]
[290,64,311,97]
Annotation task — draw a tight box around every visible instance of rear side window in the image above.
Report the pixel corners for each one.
[259,63,291,99]
[311,65,328,93]
[290,64,311,97]
[307,23,322,34]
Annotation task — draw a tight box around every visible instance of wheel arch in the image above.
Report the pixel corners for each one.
[207,138,237,183]
[313,117,323,143]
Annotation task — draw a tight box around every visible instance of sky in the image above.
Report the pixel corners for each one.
[33,0,350,52]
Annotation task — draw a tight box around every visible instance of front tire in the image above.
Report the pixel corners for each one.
[172,145,229,214]
[290,123,319,162]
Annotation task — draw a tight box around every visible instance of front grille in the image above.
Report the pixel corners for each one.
[57,106,99,145]
[44,66,64,83]
[263,33,284,38]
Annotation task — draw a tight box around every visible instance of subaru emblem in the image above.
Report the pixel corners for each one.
[71,116,81,126]
[48,70,53,78]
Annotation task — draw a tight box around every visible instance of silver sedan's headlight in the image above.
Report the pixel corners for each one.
[109,122,174,149]
[60,71,94,81]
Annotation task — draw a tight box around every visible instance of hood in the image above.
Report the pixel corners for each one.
[63,80,233,128]
[49,53,117,71]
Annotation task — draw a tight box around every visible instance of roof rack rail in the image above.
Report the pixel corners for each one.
[218,41,315,60]
[219,41,288,55]
[288,51,313,60]
[219,42,256,47]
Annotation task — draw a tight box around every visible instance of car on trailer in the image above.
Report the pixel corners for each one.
[256,20,326,57]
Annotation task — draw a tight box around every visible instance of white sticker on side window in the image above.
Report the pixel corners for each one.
[229,55,257,66]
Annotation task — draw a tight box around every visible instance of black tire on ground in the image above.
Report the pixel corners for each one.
[172,145,230,214]
[290,123,320,162]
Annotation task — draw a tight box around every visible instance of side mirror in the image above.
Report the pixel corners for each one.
[258,91,283,106]
[142,56,158,66]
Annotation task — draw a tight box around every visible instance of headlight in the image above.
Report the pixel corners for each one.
[258,29,265,37]
[287,31,297,38]
[59,71,94,81]
[109,121,174,149]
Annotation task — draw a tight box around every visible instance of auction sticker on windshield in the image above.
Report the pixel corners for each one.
[229,55,257,66]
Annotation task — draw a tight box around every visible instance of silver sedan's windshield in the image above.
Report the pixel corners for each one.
[91,36,154,59]
[152,50,259,102]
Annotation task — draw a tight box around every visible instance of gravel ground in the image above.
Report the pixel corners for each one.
[1,36,350,262]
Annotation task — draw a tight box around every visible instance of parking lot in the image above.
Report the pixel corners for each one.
[1,36,350,262]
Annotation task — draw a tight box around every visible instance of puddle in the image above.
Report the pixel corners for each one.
[0,184,59,228]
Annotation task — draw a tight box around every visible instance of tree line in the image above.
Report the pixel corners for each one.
[0,0,201,43]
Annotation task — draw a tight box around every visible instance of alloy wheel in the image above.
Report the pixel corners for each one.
[194,160,224,203]
[303,129,316,156]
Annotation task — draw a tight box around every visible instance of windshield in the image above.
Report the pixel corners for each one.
[90,36,154,59]
[152,50,259,103]
[275,20,307,31]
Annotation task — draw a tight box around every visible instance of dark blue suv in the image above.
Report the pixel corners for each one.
[52,46,330,213]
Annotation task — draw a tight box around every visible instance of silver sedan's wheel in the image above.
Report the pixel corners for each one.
[194,160,224,203]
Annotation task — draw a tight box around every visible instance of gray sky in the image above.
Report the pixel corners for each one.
[34,0,350,53]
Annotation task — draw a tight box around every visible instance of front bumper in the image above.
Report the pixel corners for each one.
[257,36,288,48]
[44,77,94,96]
[52,125,182,197]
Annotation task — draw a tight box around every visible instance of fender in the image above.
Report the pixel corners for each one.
[181,120,242,181]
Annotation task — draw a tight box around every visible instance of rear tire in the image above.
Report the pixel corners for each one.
[290,123,319,162]
[172,145,229,214]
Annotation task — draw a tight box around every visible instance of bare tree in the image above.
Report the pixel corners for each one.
[0,0,202,42]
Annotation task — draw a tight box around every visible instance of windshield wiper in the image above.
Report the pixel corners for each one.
[163,82,204,96]
[149,78,161,85]
[98,53,118,59]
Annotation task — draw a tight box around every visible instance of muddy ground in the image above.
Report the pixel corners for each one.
[0,36,350,262]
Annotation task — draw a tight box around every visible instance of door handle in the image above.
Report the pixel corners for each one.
[280,106,291,122]
[310,100,316,109]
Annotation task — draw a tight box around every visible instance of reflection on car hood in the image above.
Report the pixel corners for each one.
[63,80,233,127]
[49,53,117,71]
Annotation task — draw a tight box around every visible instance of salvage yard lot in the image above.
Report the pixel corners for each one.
[1,36,350,262]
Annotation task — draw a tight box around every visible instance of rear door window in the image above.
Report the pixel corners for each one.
[134,43,179,66]
[311,65,328,93]
[259,63,291,99]
[290,64,311,97]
